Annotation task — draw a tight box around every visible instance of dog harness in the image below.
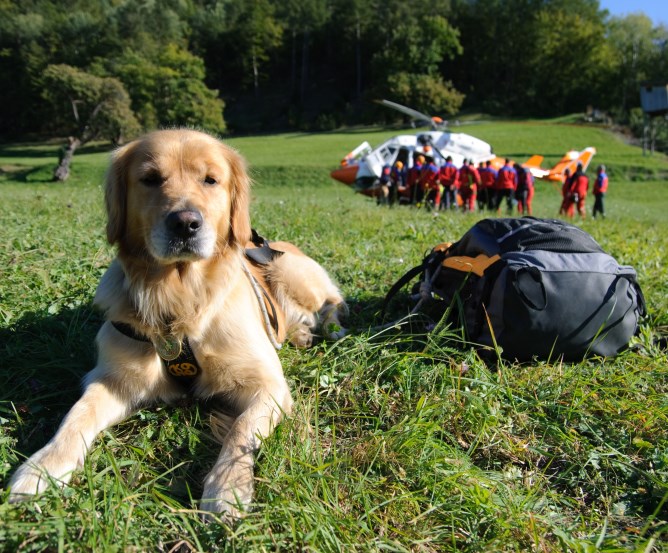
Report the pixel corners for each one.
[110,230,285,390]
[243,229,285,349]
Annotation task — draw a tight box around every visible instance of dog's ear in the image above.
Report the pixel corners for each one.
[224,145,252,246]
[104,141,136,245]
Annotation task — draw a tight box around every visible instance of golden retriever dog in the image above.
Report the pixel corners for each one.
[9,129,347,519]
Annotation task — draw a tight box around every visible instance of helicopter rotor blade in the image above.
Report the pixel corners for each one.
[378,99,446,129]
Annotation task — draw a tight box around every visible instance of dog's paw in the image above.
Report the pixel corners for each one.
[8,445,80,503]
[200,456,254,521]
[8,465,49,503]
[288,324,314,348]
[8,463,64,502]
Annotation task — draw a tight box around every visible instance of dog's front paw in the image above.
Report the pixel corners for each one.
[288,324,314,348]
[8,444,81,503]
[200,456,255,521]
[8,464,50,503]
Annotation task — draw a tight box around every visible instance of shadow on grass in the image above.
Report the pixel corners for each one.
[0,305,213,506]
[0,305,102,451]
[0,164,54,183]
[0,142,111,159]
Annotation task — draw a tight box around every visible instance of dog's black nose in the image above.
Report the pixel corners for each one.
[166,210,203,238]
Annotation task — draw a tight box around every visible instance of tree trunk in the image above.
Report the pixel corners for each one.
[53,136,81,181]
[355,18,362,101]
[252,50,259,97]
[290,29,297,99]
[300,30,309,104]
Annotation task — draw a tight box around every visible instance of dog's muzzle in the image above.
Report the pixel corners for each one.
[152,209,215,261]
[166,210,203,239]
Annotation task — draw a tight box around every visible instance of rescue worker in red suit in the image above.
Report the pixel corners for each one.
[592,164,608,218]
[422,157,440,209]
[570,162,589,219]
[458,159,480,212]
[494,158,517,213]
[559,168,574,217]
[479,160,497,211]
[514,163,534,215]
[438,155,459,210]
[406,155,425,204]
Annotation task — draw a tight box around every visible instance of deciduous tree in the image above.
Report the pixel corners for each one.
[42,64,140,180]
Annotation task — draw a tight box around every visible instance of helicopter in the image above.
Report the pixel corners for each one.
[523,147,597,183]
[330,100,596,197]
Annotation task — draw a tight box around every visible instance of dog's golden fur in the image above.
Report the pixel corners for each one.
[9,129,347,518]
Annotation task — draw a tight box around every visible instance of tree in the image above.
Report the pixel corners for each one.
[275,0,330,103]
[227,0,283,96]
[369,3,464,117]
[328,0,375,103]
[606,14,666,113]
[42,64,140,181]
[527,0,610,115]
[387,73,465,116]
[448,0,543,114]
[95,45,226,133]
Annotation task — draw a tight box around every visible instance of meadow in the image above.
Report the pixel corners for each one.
[0,120,667,552]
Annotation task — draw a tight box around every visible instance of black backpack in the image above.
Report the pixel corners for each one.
[384,217,646,362]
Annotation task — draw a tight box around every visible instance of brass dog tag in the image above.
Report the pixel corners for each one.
[154,335,182,361]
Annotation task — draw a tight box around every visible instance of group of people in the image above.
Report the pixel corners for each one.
[378,153,610,219]
[559,163,608,219]
[379,155,535,215]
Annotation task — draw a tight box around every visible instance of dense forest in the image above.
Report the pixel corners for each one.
[1,0,667,141]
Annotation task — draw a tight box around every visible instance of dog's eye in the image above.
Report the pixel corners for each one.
[140,172,164,187]
[204,175,217,186]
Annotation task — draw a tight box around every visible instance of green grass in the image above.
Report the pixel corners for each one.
[1,121,667,552]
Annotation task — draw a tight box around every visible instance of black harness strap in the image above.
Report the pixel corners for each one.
[111,321,201,391]
[381,263,427,320]
[246,229,284,265]
[112,321,150,343]
[244,229,284,339]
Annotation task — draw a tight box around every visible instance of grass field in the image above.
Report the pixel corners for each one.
[1,121,667,552]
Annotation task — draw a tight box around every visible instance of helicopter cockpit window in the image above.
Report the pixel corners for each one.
[379,145,396,162]
[396,147,410,167]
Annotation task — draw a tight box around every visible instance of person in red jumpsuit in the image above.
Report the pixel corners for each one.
[479,160,497,211]
[459,159,480,212]
[515,164,534,215]
[406,155,425,204]
[422,157,440,209]
[438,155,459,210]
[570,162,589,219]
[494,158,517,213]
[559,168,574,217]
[592,164,608,218]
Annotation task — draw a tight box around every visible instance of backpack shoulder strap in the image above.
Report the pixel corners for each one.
[381,263,427,319]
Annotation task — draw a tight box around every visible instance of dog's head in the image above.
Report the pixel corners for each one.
[105,129,251,263]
